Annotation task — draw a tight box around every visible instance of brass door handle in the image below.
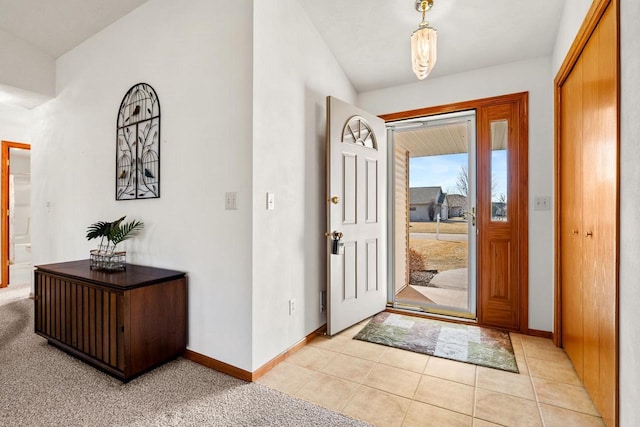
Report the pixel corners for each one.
[571,229,579,235]
[325,231,343,239]
[585,231,593,237]
[329,196,339,204]
[463,208,476,226]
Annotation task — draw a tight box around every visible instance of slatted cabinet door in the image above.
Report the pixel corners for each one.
[35,274,125,372]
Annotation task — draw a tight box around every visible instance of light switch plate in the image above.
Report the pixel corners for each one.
[266,192,275,210]
[534,196,551,211]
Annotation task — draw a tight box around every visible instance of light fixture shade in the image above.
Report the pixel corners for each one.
[411,25,437,80]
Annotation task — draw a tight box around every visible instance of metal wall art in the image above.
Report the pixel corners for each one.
[116,83,160,200]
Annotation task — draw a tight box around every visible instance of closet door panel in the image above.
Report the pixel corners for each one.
[560,57,584,379]
[580,24,601,400]
[595,6,618,425]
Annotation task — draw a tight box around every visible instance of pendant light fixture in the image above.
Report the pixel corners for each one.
[411,0,437,80]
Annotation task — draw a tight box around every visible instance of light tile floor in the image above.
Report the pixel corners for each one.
[258,319,605,427]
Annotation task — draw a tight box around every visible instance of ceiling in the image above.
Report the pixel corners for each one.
[298,0,566,92]
[393,114,506,158]
[0,0,150,58]
[0,0,564,94]
[396,122,469,157]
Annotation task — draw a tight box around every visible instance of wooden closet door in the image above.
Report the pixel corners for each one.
[580,14,601,399]
[556,3,618,425]
[594,6,618,424]
[560,55,584,380]
[582,8,617,421]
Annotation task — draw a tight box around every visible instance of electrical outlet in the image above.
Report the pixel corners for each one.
[225,192,237,210]
[320,291,326,313]
[289,298,296,315]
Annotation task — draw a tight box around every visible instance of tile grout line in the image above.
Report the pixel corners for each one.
[378,347,412,426]
[347,343,476,419]
[298,337,601,426]
[310,331,606,425]
[293,343,366,417]
[520,336,604,421]
[521,337,547,427]
[471,364,478,423]
[337,382,362,414]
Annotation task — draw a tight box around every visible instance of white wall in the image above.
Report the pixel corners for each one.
[252,0,356,370]
[552,0,594,73]
[0,28,55,104]
[358,57,555,332]
[0,104,31,142]
[618,0,639,424]
[31,0,255,371]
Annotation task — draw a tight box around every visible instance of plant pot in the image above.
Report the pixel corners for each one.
[90,246,126,271]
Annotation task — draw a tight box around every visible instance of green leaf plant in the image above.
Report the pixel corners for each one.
[86,216,144,253]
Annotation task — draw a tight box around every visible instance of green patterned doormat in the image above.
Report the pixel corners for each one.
[354,312,519,373]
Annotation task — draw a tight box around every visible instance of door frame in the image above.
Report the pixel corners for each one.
[1,140,31,288]
[386,111,478,319]
[380,92,529,333]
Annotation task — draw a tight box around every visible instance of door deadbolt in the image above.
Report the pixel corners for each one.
[330,231,344,255]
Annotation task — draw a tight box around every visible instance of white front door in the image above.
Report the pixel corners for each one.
[326,96,387,335]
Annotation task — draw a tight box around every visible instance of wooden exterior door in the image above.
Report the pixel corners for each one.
[477,97,528,332]
[555,1,618,425]
[381,93,529,331]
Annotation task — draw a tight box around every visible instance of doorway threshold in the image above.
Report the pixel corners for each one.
[388,302,477,324]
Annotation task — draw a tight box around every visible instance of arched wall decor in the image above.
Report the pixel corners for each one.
[116,82,160,200]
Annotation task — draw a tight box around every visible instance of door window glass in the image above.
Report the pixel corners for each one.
[490,120,508,222]
[342,116,377,150]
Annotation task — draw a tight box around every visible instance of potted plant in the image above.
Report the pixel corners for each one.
[86,216,144,271]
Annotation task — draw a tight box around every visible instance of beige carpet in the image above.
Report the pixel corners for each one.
[0,298,369,427]
[0,282,31,307]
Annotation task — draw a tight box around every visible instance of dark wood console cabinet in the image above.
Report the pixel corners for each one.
[34,260,187,382]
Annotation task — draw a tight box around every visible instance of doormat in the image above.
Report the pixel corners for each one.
[354,312,519,373]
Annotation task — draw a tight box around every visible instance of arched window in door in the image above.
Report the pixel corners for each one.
[116,83,160,200]
[342,115,378,150]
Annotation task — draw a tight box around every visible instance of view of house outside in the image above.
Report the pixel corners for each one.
[399,151,507,310]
